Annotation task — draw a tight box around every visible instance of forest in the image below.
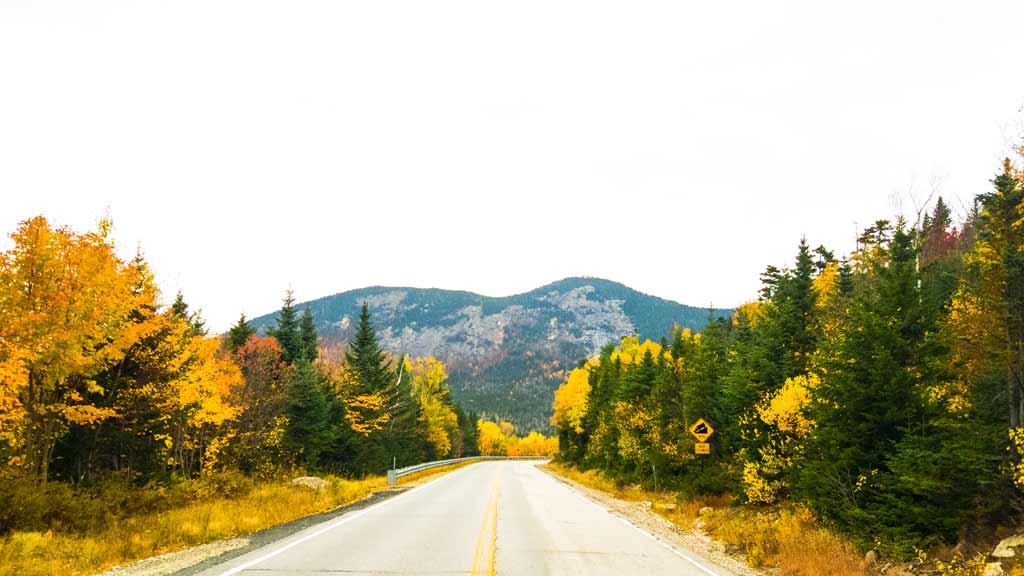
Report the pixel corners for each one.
[0,216,556,573]
[551,153,1024,559]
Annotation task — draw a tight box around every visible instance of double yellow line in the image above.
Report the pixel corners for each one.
[470,470,501,576]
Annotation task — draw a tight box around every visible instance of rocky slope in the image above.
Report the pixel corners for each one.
[249,277,731,432]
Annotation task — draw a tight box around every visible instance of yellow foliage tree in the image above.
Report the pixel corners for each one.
[0,216,148,480]
[477,420,507,456]
[611,335,666,366]
[169,336,243,476]
[732,300,766,328]
[551,364,592,433]
[406,357,459,457]
[743,373,818,504]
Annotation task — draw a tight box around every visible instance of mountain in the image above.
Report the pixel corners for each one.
[249,277,731,432]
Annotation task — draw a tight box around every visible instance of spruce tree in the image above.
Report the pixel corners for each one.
[344,303,398,473]
[170,291,207,337]
[979,161,1024,427]
[299,306,318,362]
[285,361,330,467]
[225,313,255,353]
[383,357,429,464]
[775,237,816,376]
[269,289,301,364]
[345,303,393,395]
[455,407,479,456]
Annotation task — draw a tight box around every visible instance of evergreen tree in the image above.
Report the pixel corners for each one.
[225,313,255,353]
[170,291,207,337]
[383,357,430,465]
[269,289,302,364]
[457,408,479,456]
[343,303,398,473]
[978,160,1024,427]
[619,349,658,400]
[345,303,393,395]
[775,237,817,376]
[299,306,318,362]
[285,361,330,467]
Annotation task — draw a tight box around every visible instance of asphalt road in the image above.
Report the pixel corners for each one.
[195,461,731,576]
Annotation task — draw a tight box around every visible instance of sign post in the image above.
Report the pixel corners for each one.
[689,418,714,455]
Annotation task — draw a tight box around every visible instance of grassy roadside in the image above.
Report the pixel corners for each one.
[542,462,864,576]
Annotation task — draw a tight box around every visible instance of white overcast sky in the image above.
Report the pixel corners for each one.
[3,1,1024,332]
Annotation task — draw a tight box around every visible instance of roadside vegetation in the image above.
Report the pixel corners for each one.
[550,148,1024,572]
[0,471,385,576]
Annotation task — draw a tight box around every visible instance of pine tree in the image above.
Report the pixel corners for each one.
[776,237,817,376]
[345,303,393,395]
[269,289,301,364]
[456,407,479,456]
[299,306,318,362]
[619,348,658,400]
[170,291,207,337]
[343,303,398,473]
[383,357,429,465]
[225,313,255,353]
[285,361,330,467]
[978,160,1024,427]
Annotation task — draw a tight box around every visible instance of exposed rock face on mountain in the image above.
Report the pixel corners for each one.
[249,277,730,432]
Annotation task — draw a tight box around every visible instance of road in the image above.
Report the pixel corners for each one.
[196,461,732,576]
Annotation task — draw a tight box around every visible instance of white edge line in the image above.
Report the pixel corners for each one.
[216,463,480,576]
[534,465,722,576]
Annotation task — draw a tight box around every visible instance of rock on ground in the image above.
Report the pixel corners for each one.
[290,476,328,491]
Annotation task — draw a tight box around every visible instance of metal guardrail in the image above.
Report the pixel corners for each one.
[386,455,550,485]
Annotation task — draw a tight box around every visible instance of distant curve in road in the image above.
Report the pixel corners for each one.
[195,461,733,576]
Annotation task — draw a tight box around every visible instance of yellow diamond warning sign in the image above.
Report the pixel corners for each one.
[689,418,714,443]
[695,442,711,455]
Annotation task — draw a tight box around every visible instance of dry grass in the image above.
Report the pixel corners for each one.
[544,461,865,576]
[0,475,386,576]
[703,505,864,575]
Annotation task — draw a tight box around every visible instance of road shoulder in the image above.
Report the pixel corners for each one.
[538,465,761,576]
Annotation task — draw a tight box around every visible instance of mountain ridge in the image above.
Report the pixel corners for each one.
[249,277,732,431]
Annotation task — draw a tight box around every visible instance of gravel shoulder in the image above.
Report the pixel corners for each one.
[539,466,762,576]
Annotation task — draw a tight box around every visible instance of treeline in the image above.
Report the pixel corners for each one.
[476,419,557,457]
[552,156,1024,556]
[0,216,482,491]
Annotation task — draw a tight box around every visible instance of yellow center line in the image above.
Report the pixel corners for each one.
[470,469,501,576]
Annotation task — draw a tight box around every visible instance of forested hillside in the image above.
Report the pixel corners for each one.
[249,277,729,431]
[551,154,1024,561]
